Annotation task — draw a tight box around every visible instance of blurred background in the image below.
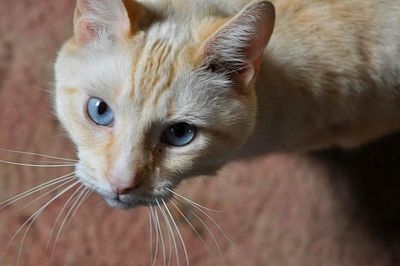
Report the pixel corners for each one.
[1,0,400,265]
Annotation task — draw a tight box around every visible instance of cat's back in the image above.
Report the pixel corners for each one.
[264,0,400,96]
[269,0,400,67]
[255,0,400,150]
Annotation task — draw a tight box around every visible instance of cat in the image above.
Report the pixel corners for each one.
[54,0,400,209]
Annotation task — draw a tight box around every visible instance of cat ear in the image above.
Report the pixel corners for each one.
[202,1,275,88]
[73,0,132,45]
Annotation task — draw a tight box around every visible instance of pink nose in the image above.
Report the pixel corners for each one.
[110,177,141,195]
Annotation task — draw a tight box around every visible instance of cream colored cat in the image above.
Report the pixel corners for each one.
[54,0,400,208]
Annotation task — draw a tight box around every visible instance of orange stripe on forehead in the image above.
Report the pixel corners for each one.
[128,35,146,100]
[149,54,178,110]
[144,43,172,96]
[148,44,173,91]
[136,40,176,108]
[164,61,177,92]
[152,68,176,113]
[158,44,172,67]
[137,41,162,102]
[153,61,177,108]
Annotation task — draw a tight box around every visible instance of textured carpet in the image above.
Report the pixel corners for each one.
[0,1,400,265]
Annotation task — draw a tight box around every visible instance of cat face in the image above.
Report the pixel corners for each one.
[54,0,274,208]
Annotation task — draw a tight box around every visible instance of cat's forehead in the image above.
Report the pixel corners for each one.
[60,21,190,94]
[131,24,189,107]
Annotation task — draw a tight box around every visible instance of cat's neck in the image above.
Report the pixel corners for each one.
[238,53,317,158]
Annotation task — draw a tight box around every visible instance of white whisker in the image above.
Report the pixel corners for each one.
[157,199,179,266]
[24,160,77,165]
[157,203,172,266]
[1,180,80,265]
[17,181,81,266]
[51,185,87,258]
[175,199,226,266]
[168,190,235,250]
[162,199,190,266]
[32,85,54,95]
[15,176,78,213]
[176,198,235,250]
[66,188,91,227]
[150,206,159,266]
[154,205,166,266]
[148,207,154,266]
[0,172,75,210]
[47,185,84,249]
[166,188,223,213]
[0,149,77,162]
[169,200,209,251]
[0,159,75,168]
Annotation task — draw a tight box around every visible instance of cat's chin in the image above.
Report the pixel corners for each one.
[103,192,173,209]
[104,197,142,209]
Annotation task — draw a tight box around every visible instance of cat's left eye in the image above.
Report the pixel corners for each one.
[162,123,196,147]
[87,97,114,126]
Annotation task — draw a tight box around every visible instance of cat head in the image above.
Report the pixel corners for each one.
[54,0,275,208]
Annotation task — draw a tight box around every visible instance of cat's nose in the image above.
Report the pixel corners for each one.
[110,177,141,195]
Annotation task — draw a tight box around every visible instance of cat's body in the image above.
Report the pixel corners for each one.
[247,0,400,154]
[55,0,400,208]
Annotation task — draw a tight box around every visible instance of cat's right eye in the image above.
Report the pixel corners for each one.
[87,97,114,126]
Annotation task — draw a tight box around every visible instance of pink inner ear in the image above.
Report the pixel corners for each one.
[73,1,96,45]
[203,1,275,86]
[227,1,275,68]
[242,4,275,84]
[77,0,97,14]
[244,4,275,64]
[73,0,132,46]
[76,19,98,45]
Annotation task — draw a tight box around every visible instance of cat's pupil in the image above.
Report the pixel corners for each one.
[171,124,186,137]
[97,101,108,115]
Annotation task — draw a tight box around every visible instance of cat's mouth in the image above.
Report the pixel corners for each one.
[94,182,175,209]
[103,191,173,209]
[75,166,175,209]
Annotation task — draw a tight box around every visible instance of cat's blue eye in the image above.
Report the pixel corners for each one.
[87,97,114,126]
[162,123,196,147]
